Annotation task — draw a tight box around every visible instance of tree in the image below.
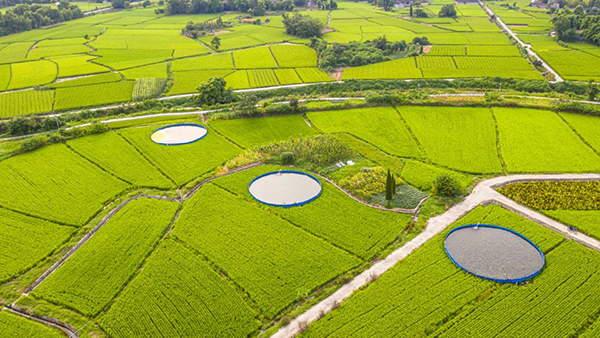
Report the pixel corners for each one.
[433,174,461,197]
[165,0,191,14]
[211,36,221,50]
[282,12,324,38]
[196,77,235,106]
[112,0,126,9]
[409,4,413,17]
[142,0,151,7]
[438,4,456,18]
[587,79,599,101]
[385,169,396,202]
[237,94,258,113]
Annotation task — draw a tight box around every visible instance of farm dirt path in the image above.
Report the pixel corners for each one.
[272,173,600,338]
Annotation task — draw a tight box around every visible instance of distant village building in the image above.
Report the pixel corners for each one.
[393,0,431,8]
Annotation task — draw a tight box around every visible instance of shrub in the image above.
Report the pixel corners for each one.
[19,138,46,153]
[280,151,295,164]
[433,174,461,197]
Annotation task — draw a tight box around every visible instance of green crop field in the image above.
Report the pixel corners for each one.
[302,205,600,337]
[47,72,122,88]
[0,89,54,117]
[270,44,318,67]
[34,198,179,316]
[274,68,303,85]
[494,108,600,173]
[6,60,56,90]
[67,131,174,189]
[0,144,129,225]
[172,182,361,317]
[54,81,134,111]
[209,114,316,148]
[233,46,278,69]
[247,69,279,87]
[212,165,412,259]
[132,78,166,101]
[99,239,260,338]
[399,106,503,174]
[117,125,240,186]
[0,311,64,338]
[0,208,75,284]
[544,210,600,241]
[307,107,423,158]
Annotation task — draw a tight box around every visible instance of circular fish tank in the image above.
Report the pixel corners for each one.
[444,224,545,283]
[248,170,322,207]
[150,123,207,145]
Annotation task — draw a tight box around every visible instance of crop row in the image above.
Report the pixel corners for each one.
[132,77,166,101]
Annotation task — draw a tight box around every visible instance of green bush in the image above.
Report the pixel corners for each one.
[433,174,462,197]
[280,151,295,165]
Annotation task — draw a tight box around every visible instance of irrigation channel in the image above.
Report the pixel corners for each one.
[5,160,600,337]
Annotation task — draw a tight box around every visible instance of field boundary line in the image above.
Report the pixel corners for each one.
[393,106,428,160]
[555,111,600,159]
[272,173,600,338]
[2,306,78,338]
[489,107,508,174]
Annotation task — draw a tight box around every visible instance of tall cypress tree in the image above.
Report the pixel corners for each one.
[385,169,393,201]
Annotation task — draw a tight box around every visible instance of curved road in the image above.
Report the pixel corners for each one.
[273,173,600,338]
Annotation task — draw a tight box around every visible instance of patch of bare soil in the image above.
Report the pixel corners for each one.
[331,67,349,81]
[422,45,433,54]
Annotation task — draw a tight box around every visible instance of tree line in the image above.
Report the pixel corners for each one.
[553,6,600,46]
[165,0,322,15]
[0,1,82,36]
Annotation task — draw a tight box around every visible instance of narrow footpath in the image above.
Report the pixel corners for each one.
[273,173,600,338]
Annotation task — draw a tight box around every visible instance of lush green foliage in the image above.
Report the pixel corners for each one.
[303,205,600,337]
[400,160,473,192]
[0,311,64,337]
[67,131,174,189]
[34,198,179,316]
[100,239,260,337]
[498,181,600,210]
[399,106,502,174]
[0,208,74,283]
[494,107,600,173]
[257,134,355,167]
[0,3,83,36]
[209,114,316,148]
[433,174,462,197]
[0,144,129,225]
[307,107,423,158]
[118,125,240,186]
[282,12,324,38]
[172,183,361,317]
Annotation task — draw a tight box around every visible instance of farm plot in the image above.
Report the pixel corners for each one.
[132,78,166,101]
[0,41,34,63]
[52,55,110,78]
[343,58,422,80]
[91,49,173,70]
[560,112,600,153]
[0,144,129,225]
[0,64,9,90]
[494,107,600,173]
[307,107,423,158]
[544,210,600,241]
[100,239,260,338]
[535,49,600,81]
[169,70,233,95]
[172,183,361,318]
[399,106,503,174]
[302,205,600,337]
[247,69,279,87]
[0,208,75,284]
[67,131,173,189]
[466,45,521,56]
[454,56,533,70]
[54,81,134,111]
[232,46,278,69]
[417,56,456,69]
[295,67,334,82]
[27,42,91,60]
[118,125,240,186]
[0,311,64,338]
[497,181,600,210]
[427,45,465,56]
[120,63,168,79]
[6,60,57,90]
[273,68,302,85]
[224,71,251,89]
[209,114,316,148]
[171,52,234,71]
[34,198,179,316]
[0,89,54,118]
[47,72,122,88]
[212,165,413,260]
[270,44,317,67]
